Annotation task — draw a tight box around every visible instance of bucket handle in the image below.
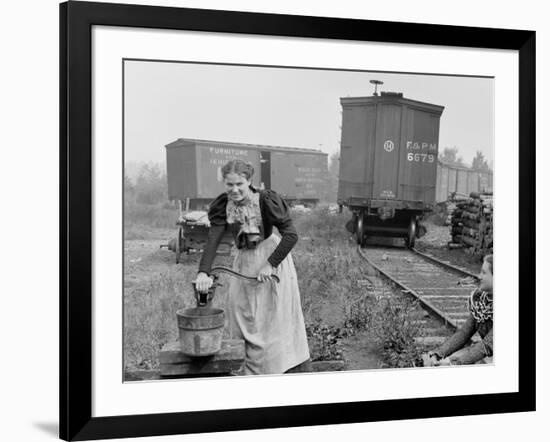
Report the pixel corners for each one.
[210,266,280,283]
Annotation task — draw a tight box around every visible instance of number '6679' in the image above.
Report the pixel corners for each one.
[407,153,435,163]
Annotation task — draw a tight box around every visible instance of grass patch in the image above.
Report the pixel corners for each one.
[124,207,426,370]
[124,201,178,230]
[124,266,230,370]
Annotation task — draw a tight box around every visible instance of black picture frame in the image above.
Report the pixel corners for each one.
[60,1,536,440]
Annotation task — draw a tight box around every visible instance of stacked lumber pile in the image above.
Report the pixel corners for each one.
[449,192,493,256]
[436,193,469,225]
[443,201,456,225]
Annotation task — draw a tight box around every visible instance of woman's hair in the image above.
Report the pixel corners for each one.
[483,254,493,274]
[221,159,255,180]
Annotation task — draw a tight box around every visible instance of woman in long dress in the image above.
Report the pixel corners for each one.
[195,159,310,375]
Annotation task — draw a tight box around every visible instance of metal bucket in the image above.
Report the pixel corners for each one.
[176,307,225,356]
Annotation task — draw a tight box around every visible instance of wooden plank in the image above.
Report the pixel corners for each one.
[160,360,244,376]
[159,339,245,364]
[159,339,245,377]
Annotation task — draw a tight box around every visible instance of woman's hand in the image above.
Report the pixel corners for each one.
[421,351,441,367]
[434,357,452,366]
[257,262,276,283]
[195,272,213,293]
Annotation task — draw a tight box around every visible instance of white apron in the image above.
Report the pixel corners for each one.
[227,234,310,375]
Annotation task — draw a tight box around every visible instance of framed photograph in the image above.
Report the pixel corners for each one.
[60,1,535,440]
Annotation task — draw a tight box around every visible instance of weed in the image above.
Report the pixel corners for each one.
[371,298,425,368]
[306,323,350,361]
[343,292,376,333]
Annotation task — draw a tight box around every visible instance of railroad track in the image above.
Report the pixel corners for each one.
[357,244,480,347]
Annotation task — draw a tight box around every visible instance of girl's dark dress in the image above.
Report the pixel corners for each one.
[434,289,493,364]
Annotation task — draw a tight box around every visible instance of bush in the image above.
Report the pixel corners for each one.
[371,298,425,368]
[306,323,349,361]
[343,291,376,333]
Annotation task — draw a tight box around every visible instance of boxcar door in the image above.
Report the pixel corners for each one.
[338,104,376,200]
[399,108,440,204]
[270,151,293,198]
[372,103,402,200]
[260,151,271,190]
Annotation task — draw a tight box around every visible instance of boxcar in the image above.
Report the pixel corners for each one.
[337,92,444,247]
[165,138,328,209]
[435,161,493,202]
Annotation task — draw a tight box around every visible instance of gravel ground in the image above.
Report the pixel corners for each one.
[415,219,484,275]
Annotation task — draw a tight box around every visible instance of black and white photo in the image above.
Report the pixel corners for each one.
[123,61,495,380]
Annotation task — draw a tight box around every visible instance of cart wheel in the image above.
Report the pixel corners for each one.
[356,213,366,247]
[406,218,417,249]
[175,227,183,264]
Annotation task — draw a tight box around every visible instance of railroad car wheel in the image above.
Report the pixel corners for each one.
[356,213,366,247]
[175,227,183,264]
[406,218,417,249]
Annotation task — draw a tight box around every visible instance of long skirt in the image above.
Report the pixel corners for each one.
[228,234,310,375]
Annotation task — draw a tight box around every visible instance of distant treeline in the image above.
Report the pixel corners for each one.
[125,163,168,205]
[439,147,493,172]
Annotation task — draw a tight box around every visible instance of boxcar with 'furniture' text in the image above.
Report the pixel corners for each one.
[165,138,328,209]
[163,138,328,262]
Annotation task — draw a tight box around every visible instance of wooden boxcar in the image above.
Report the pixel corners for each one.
[163,139,327,262]
[435,161,493,202]
[337,92,444,247]
[165,138,328,209]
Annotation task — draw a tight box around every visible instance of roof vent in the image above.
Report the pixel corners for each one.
[380,92,404,98]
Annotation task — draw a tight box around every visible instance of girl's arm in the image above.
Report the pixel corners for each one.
[448,327,493,365]
[262,191,298,268]
[433,314,477,358]
[198,224,226,275]
[197,193,228,275]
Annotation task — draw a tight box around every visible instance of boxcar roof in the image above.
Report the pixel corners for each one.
[340,94,445,114]
[165,138,328,155]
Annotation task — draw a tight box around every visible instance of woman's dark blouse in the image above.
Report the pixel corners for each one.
[198,189,298,275]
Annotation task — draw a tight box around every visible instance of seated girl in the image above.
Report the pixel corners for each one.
[422,254,493,366]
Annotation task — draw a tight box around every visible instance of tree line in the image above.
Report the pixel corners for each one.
[125,163,168,205]
[438,147,492,171]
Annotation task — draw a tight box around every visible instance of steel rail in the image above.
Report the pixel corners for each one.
[411,247,479,280]
[357,246,459,330]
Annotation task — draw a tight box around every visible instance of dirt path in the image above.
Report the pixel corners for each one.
[341,331,384,370]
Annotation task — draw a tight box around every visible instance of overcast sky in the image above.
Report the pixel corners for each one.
[124,60,493,167]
